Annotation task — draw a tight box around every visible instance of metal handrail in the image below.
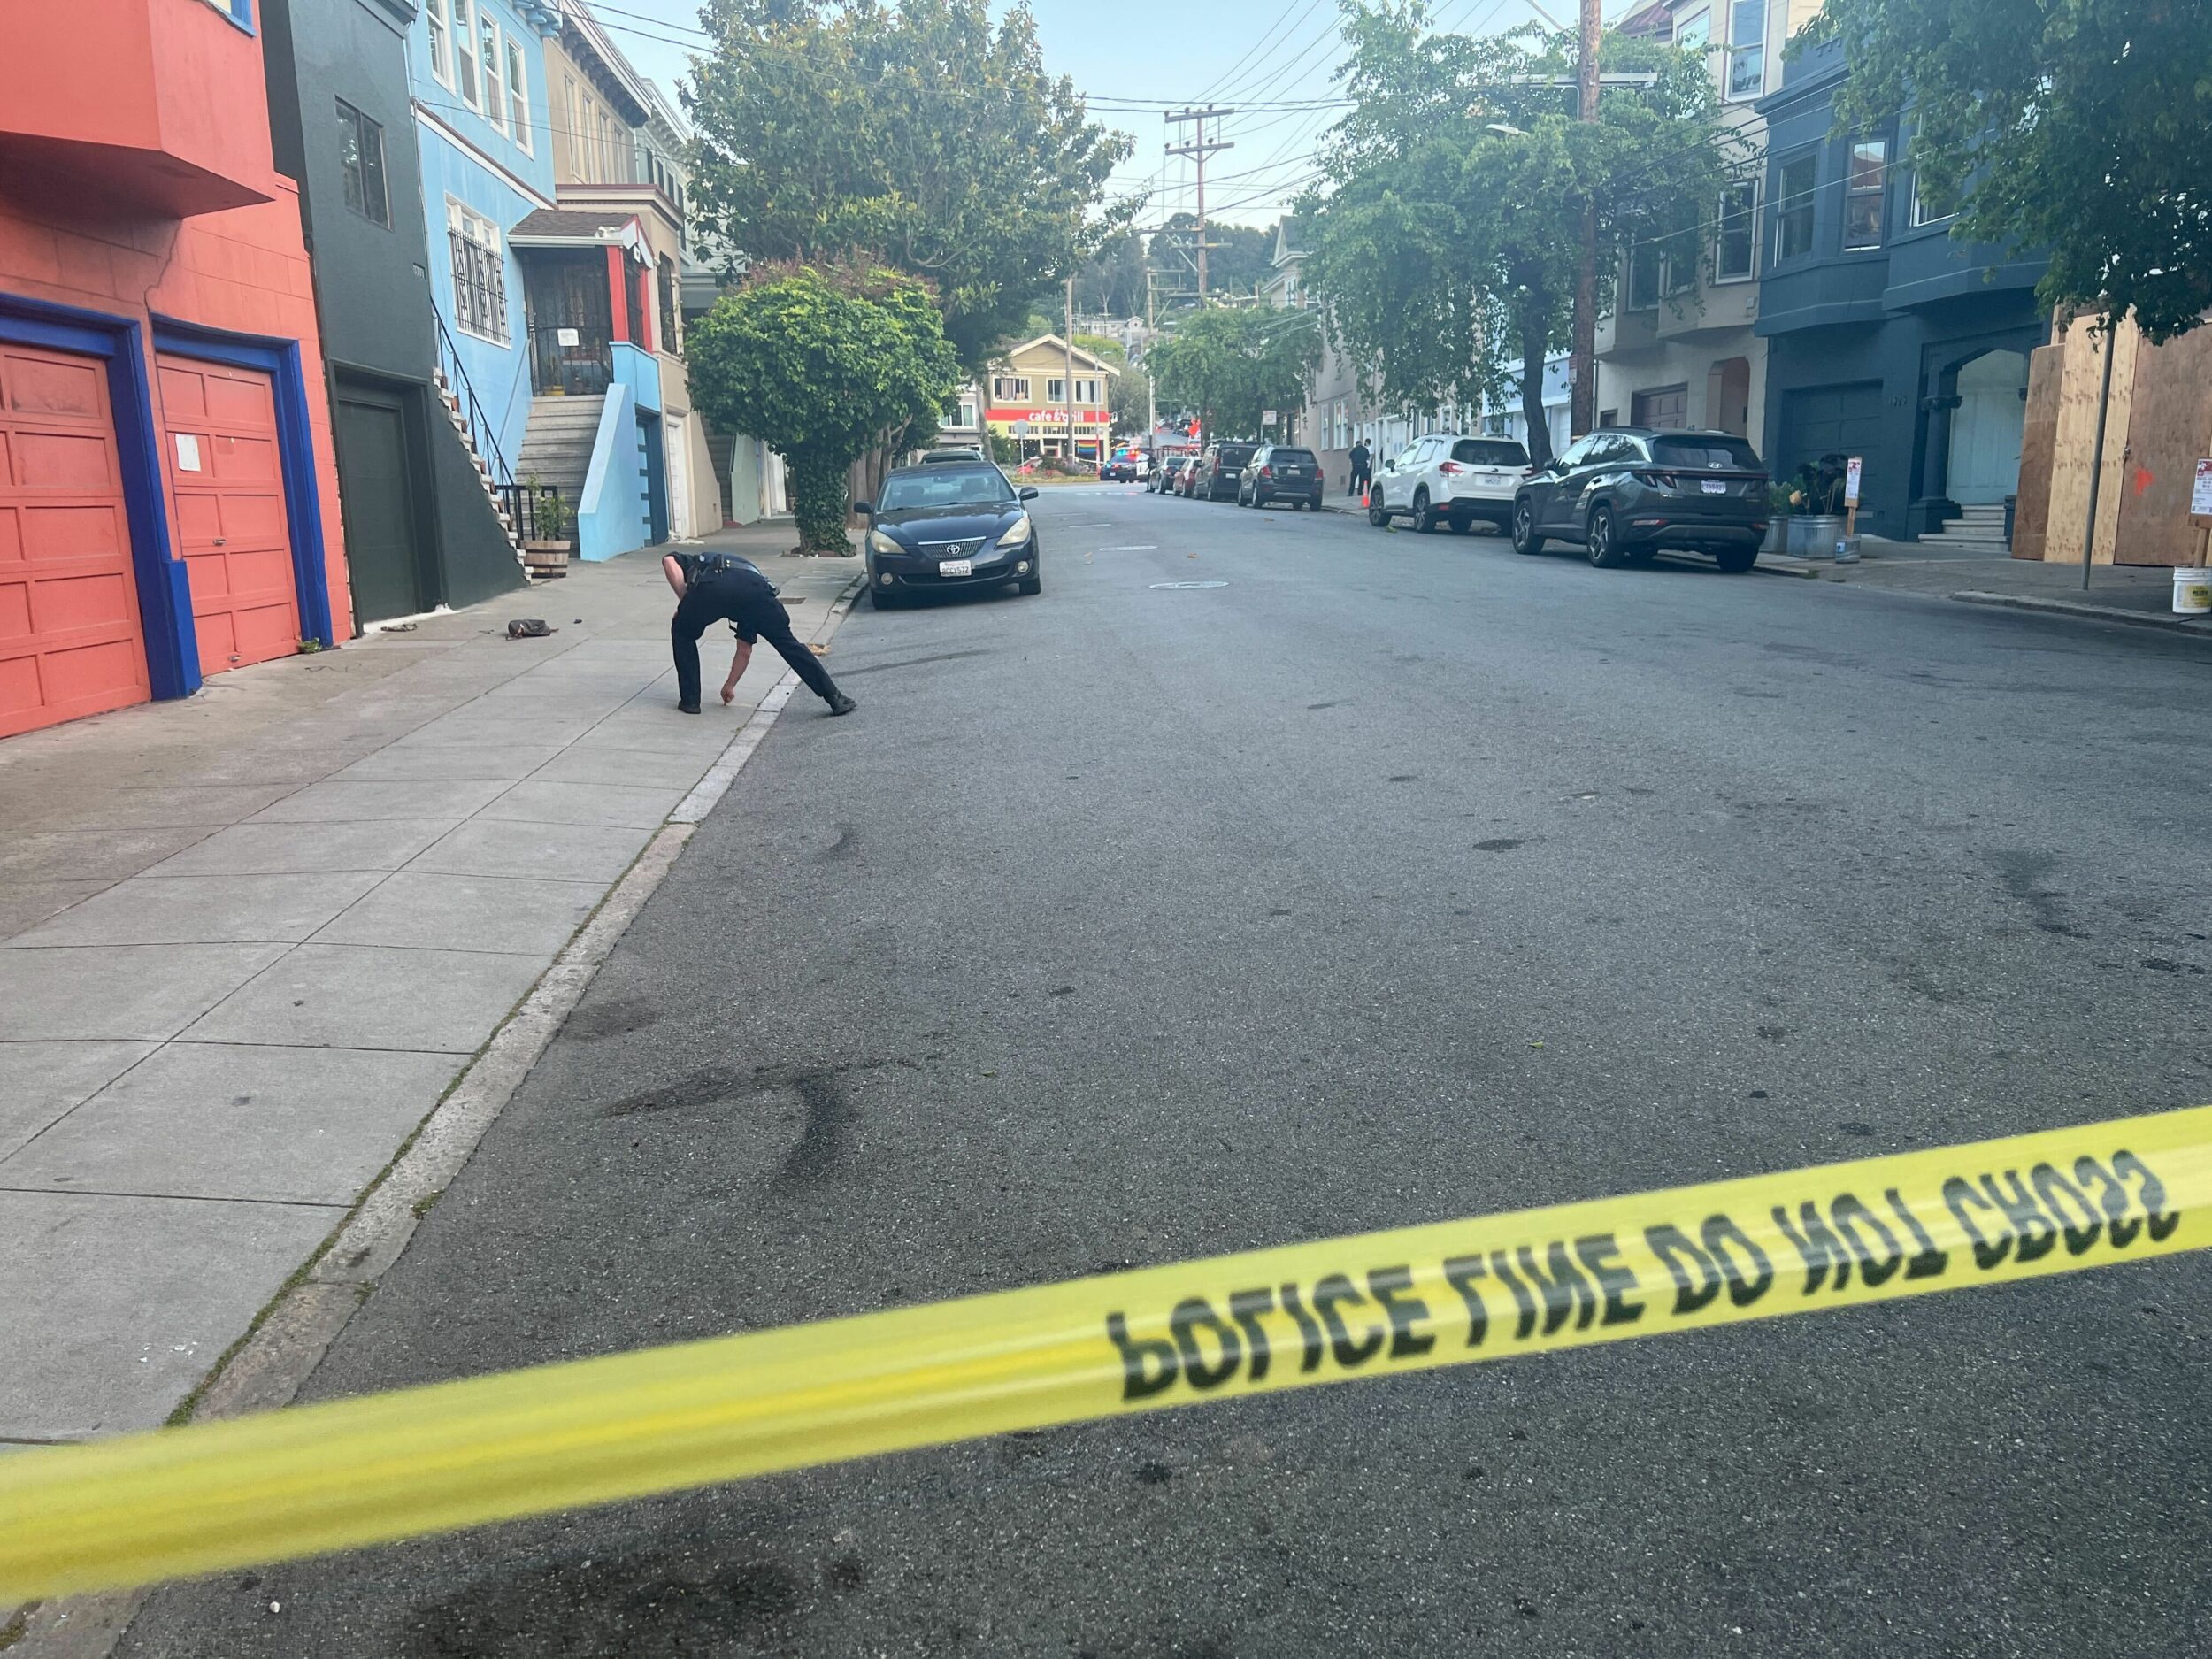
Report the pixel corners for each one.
[432,307,514,491]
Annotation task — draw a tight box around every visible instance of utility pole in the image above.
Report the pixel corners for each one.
[1571,0,1601,438]
[1144,265,1158,440]
[1065,275,1079,464]
[1164,108,1233,300]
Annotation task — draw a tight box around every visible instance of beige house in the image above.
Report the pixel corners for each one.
[1596,0,1825,440]
[537,1,720,538]
[984,335,1118,464]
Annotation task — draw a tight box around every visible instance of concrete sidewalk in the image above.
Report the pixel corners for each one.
[0,528,861,1443]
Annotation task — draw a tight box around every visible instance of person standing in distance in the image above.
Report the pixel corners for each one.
[663,549,857,717]
[1348,437,1372,503]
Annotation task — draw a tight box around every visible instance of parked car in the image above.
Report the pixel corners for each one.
[1368,434,1531,534]
[856,461,1044,607]
[1102,454,1140,482]
[1510,428,1769,572]
[1172,456,1203,496]
[1188,441,1257,502]
[1237,444,1324,511]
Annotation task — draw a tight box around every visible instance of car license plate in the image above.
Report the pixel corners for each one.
[1701,479,1728,495]
[938,558,972,577]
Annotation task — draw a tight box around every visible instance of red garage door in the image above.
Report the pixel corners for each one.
[0,342,150,739]
[156,355,301,676]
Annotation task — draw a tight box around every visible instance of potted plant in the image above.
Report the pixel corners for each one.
[1785,456,1848,557]
[1763,481,1795,554]
[521,481,573,579]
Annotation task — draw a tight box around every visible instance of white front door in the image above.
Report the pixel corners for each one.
[1947,350,2028,504]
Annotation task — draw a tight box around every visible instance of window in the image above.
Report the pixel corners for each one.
[1650,434,1761,469]
[1715,180,1756,280]
[1844,137,1888,249]
[480,14,504,134]
[658,254,679,357]
[1675,9,1709,50]
[426,0,454,88]
[1450,438,1529,466]
[1909,156,1956,227]
[1074,378,1101,405]
[598,111,615,181]
[992,376,1030,402]
[956,399,979,429]
[1774,151,1816,262]
[506,37,531,152]
[335,100,389,227]
[1627,242,1662,309]
[1726,0,1764,98]
[198,0,254,29]
[447,201,508,342]
[449,0,478,107]
[1046,378,1066,403]
[878,468,1015,510]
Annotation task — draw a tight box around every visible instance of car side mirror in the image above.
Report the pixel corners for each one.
[1018,486,1040,502]
[851,500,873,515]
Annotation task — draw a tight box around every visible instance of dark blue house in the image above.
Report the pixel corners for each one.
[1755,38,2047,541]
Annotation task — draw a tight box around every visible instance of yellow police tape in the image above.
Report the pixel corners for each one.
[4,1105,2210,1601]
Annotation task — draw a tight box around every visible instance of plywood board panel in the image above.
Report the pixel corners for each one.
[2114,325,2212,566]
[2044,315,2138,566]
[2012,342,2061,561]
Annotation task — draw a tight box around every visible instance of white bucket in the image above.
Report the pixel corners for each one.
[2173,568,2212,615]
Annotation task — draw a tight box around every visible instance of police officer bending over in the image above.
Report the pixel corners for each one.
[664,550,857,717]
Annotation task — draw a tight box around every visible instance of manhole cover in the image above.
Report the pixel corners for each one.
[1149,580,1229,589]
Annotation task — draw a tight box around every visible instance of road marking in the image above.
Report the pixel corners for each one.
[1104,544,1158,551]
[1149,580,1229,589]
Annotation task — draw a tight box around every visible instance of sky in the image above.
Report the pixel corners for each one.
[595,0,1561,231]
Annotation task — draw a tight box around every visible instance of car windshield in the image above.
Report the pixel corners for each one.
[1649,436,1762,470]
[878,467,1016,510]
[1270,449,1317,465]
[1451,439,1528,466]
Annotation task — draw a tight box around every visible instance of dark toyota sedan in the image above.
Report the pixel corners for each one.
[857,462,1043,608]
[1511,427,1769,572]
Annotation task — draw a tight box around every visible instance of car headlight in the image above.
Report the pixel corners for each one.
[995,513,1033,549]
[867,530,904,557]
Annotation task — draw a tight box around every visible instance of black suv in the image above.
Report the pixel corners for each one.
[1237,444,1323,511]
[1511,428,1769,571]
[1188,441,1256,502]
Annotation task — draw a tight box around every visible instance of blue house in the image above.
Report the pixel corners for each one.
[408,0,560,506]
[1755,37,2047,544]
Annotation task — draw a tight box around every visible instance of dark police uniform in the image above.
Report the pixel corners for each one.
[670,552,846,712]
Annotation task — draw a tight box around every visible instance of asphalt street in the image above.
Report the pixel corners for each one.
[123,488,2212,1655]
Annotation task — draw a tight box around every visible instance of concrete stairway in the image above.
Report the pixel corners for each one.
[517,395,604,507]
[429,367,524,568]
[1921,503,2009,552]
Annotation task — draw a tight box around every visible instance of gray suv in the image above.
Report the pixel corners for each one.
[1511,428,1770,571]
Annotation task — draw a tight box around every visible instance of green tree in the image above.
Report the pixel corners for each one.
[686,265,959,551]
[1148,306,1321,444]
[1300,4,1725,463]
[1152,216,1280,301]
[686,0,1137,372]
[1076,232,1149,316]
[1805,0,2212,341]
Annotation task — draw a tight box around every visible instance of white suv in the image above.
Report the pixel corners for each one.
[1367,434,1532,534]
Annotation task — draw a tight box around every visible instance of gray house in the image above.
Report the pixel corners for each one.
[259,0,527,623]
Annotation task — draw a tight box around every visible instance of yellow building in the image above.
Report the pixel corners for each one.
[985,334,1118,463]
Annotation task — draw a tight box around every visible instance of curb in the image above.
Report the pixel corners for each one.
[1947,589,2212,634]
[2,572,872,1659]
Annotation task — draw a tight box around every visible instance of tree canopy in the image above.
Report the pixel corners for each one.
[1148,305,1321,443]
[1807,0,2212,342]
[685,265,959,550]
[685,0,1136,372]
[1299,4,1725,462]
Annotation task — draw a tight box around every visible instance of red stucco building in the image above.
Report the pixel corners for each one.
[0,0,349,738]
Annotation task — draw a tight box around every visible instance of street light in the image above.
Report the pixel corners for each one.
[1486,121,1526,137]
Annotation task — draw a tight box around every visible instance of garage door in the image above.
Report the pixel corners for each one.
[1778,382,1884,482]
[0,342,150,739]
[1630,383,1688,429]
[156,355,301,675]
